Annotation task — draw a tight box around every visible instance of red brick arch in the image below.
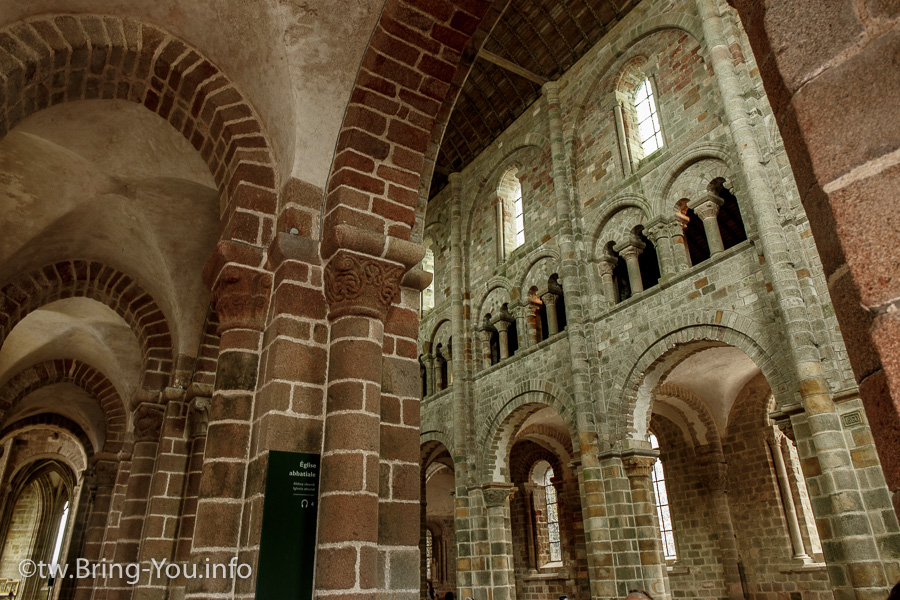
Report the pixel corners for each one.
[0,14,278,246]
[0,260,173,389]
[0,413,95,458]
[322,0,506,254]
[0,358,126,452]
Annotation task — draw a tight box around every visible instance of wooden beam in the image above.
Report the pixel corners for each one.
[477,50,548,86]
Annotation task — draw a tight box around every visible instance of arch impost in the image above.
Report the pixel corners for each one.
[132,401,165,444]
[621,448,659,478]
[203,241,272,333]
[480,482,515,507]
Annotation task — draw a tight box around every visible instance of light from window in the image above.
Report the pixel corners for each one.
[50,500,70,566]
[543,467,561,562]
[513,188,525,248]
[422,246,435,312]
[635,79,663,156]
[649,433,676,559]
[425,528,433,580]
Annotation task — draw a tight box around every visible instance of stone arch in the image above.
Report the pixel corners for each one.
[420,433,454,468]
[0,359,127,452]
[474,132,550,198]
[654,382,721,448]
[513,248,560,298]
[663,158,733,216]
[586,193,652,258]
[0,260,174,389]
[595,206,647,253]
[474,279,513,322]
[0,14,279,246]
[569,13,703,142]
[427,318,451,349]
[0,414,94,462]
[519,255,561,301]
[479,381,577,483]
[611,313,789,446]
[651,142,737,216]
[321,0,506,260]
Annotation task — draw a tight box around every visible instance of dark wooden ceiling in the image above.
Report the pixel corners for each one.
[430,0,638,197]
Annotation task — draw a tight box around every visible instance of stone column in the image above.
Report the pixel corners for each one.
[698,455,744,600]
[598,257,619,305]
[514,303,529,349]
[689,193,725,255]
[440,345,453,387]
[696,1,900,596]
[520,301,541,345]
[521,483,538,571]
[616,241,646,294]
[482,484,517,600]
[544,80,616,600]
[623,453,669,600]
[645,219,675,280]
[669,214,692,271]
[73,458,117,600]
[174,393,209,562]
[541,292,560,336]
[423,353,435,396]
[493,308,515,360]
[186,241,272,599]
[767,433,812,562]
[435,354,445,392]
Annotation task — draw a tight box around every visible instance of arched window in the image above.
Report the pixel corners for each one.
[649,433,677,560]
[711,179,748,250]
[421,244,435,313]
[498,168,525,258]
[635,78,663,156]
[50,500,70,567]
[543,467,562,563]
[681,202,711,266]
[636,228,661,290]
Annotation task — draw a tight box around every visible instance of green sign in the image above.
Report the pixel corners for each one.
[255,450,320,599]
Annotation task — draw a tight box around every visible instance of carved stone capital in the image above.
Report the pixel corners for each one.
[689,193,724,221]
[699,460,729,492]
[622,454,657,478]
[482,483,514,507]
[86,458,118,489]
[614,239,646,260]
[541,292,559,307]
[188,396,211,439]
[597,257,617,277]
[324,250,405,320]
[133,402,166,444]
[203,241,273,333]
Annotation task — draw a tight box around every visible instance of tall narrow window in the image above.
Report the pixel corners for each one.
[543,467,562,562]
[51,500,70,567]
[422,245,435,312]
[635,79,663,156]
[513,187,525,248]
[649,433,676,559]
[425,528,433,580]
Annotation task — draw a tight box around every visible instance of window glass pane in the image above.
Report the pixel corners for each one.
[426,529,433,580]
[636,78,663,156]
[649,433,677,560]
[544,467,562,562]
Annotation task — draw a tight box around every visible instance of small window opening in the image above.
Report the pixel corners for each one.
[543,468,562,563]
[649,434,677,560]
[421,245,435,313]
[637,229,661,290]
[636,79,663,156]
[425,528,433,580]
[683,206,711,266]
[712,180,748,250]
[50,500,70,567]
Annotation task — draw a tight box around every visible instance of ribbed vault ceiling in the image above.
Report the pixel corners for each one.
[430,0,638,197]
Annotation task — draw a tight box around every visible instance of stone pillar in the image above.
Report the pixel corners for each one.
[767,433,812,562]
[520,482,538,571]
[696,1,900,596]
[482,485,516,600]
[175,393,209,562]
[514,303,529,349]
[440,345,453,387]
[435,354,445,392]
[669,214,692,271]
[544,79,616,600]
[72,458,117,600]
[493,308,514,360]
[689,193,725,255]
[520,301,541,345]
[645,219,675,280]
[614,102,634,176]
[623,453,669,600]
[598,257,619,305]
[616,241,646,294]
[186,241,272,599]
[698,455,744,600]
[541,292,560,336]
[423,353,435,397]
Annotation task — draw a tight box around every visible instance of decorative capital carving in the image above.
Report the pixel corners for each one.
[690,193,724,220]
[482,484,514,507]
[324,250,405,320]
[699,460,728,492]
[623,454,657,478]
[541,292,559,307]
[188,396,211,439]
[211,265,273,333]
[133,402,165,443]
[597,257,617,277]
[614,239,646,260]
[86,459,118,489]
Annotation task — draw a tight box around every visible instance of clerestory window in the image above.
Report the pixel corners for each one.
[635,79,663,156]
[513,186,525,248]
[543,467,562,562]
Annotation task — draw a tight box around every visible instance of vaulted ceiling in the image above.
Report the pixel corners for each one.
[430,0,639,197]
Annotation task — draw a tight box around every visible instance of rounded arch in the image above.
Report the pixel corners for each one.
[611,314,790,446]
[479,380,577,483]
[0,415,93,467]
[420,432,455,469]
[0,359,127,453]
[663,158,733,216]
[0,261,174,390]
[512,247,561,299]
[651,142,737,216]
[473,132,551,199]
[653,382,722,448]
[569,13,704,142]
[473,279,514,323]
[586,193,653,257]
[427,318,451,349]
[0,14,278,246]
[517,254,562,301]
